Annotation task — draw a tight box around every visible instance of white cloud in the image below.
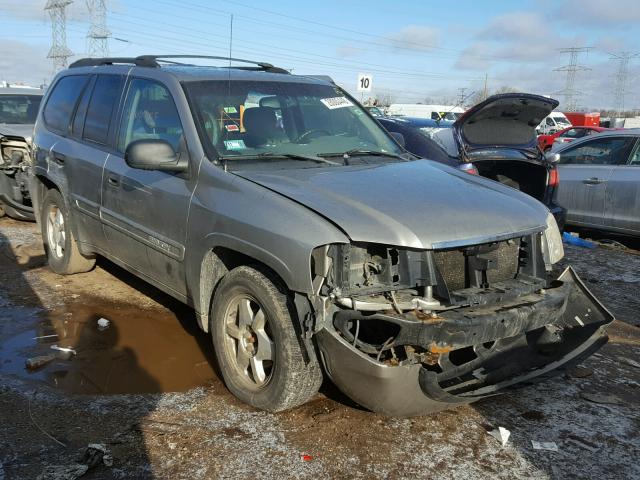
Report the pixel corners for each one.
[0,0,89,23]
[479,11,547,41]
[0,40,51,86]
[557,0,640,26]
[455,42,492,71]
[386,25,440,51]
[336,44,363,58]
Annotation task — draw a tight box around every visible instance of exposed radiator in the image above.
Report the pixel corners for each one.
[433,240,520,291]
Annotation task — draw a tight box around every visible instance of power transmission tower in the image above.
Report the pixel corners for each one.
[457,87,467,106]
[610,51,639,114]
[45,0,74,74]
[554,47,592,112]
[86,0,110,57]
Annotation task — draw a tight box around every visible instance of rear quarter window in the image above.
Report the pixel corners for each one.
[43,75,89,134]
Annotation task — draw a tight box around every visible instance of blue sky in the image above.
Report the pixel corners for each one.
[1,0,639,109]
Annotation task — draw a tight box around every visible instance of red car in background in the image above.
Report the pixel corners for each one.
[538,126,611,151]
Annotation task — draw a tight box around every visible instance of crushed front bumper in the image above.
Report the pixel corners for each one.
[316,267,613,417]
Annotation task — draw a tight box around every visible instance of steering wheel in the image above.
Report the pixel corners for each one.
[295,129,331,143]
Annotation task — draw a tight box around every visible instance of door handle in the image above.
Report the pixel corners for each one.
[582,177,606,185]
[107,175,120,187]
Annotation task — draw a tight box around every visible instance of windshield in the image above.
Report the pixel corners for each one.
[186,80,402,163]
[554,116,571,126]
[0,94,42,124]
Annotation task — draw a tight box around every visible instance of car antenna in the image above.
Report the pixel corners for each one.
[223,14,234,173]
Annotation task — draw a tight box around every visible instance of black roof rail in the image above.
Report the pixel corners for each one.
[69,56,159,68]
[69,55,289,74]
[148,55,290,74]
[304,75,335,84]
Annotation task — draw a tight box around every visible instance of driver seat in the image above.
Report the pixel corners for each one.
[243,106,287,147]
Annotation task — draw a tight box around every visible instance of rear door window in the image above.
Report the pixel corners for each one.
[43,75,90,134]
[560,137,636,165]
[83,74,125,145]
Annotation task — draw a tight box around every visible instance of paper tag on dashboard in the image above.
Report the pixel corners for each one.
[320,96,354,110]
[224,139,246,150]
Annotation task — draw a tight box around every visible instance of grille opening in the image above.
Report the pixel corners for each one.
[347,319,400,347]
[448,346,478,366]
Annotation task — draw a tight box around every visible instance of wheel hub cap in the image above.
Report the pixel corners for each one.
[224,295,274,387]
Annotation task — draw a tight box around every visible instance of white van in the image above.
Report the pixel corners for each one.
[387,104,465,121]
[536,111,571,135]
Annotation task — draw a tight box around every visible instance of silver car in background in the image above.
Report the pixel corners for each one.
[0,86,44,220]
[555,129,640,236]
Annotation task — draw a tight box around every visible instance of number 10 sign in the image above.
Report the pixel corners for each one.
[357,73,372,92]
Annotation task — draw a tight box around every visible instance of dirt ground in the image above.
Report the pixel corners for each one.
[1,218,639,480]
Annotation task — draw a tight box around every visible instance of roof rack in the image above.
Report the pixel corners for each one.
[69,55,289,73]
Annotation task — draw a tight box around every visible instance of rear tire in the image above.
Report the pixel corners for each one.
[211,266,323,412]
[41,189,95,275]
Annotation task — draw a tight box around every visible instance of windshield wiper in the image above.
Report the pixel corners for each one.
[221,152,341,165]
[317,149,406,160]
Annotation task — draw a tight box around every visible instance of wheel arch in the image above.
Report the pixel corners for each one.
[196,245,296,333]
[30,174,61,229]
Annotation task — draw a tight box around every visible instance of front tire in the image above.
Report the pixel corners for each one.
[41,189,95,275]
[211,266,323,412]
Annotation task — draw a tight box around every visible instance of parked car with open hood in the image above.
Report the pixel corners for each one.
[416,93,567,229]
[28,56,613,416]
[0,86,44,220]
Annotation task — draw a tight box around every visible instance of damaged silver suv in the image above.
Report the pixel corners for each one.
[29,56,613,416]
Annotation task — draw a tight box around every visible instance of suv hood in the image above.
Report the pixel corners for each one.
[234,160,548,249]
[454,93,559,156]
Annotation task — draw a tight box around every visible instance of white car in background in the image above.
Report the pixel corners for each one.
[387,103,464,121]
[537,111,572,135]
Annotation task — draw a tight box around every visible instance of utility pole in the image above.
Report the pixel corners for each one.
[482,73,488,101]
[45,0,73,74]
[86,0,110,57]
[554,47,592,112]
[610,51,639,115]
[457,87,467,106]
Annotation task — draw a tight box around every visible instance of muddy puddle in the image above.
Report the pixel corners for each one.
[0,296,221,394]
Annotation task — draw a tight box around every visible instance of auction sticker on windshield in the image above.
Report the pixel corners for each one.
[320,96,354,110]
[224,139,246,150]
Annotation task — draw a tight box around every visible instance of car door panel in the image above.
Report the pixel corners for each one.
[101,77,194,295]
[556,136,636,228]
[603,140,640,234]
[557,164,612,227]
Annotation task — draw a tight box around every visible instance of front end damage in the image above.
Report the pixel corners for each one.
[0,134,34,220]
[308,224,613,416]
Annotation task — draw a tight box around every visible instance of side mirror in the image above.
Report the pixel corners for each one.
[125,139,188,172]
[544,152,561,163]
[389,131,405,147]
